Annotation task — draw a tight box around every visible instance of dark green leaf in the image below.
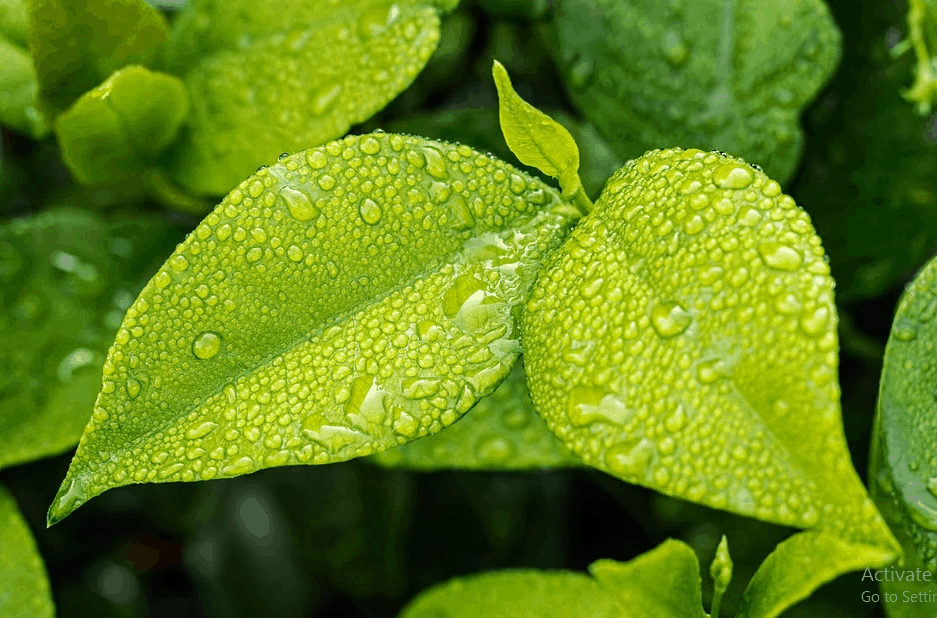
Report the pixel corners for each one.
[0,484,54,618]
[0,34,49,138]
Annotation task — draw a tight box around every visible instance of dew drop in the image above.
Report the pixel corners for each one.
[126,377,141,399]
[359,198,383,225]
[758,242,803,271]
[312,84,342,115]
[306,150,328,169]
[360,136,382,155]
[695,358,725,384]
[713,164,753,189]
[287,245,304,262]
[447,194,475,231]
[317,175,337,191]
[663,30,689,68]
[422,147,449,180]
[187,421,219,440]
[193,331,222,359]
[604,439,654,477]
[894,322,919,341]
[281,187,320,221]
[57,348,95,383]
[799,306,830,336]
[169,255,189,272]
[475,435,515,463]
[651,301,692,338]
[221,456,256,476]
[154,271,171,289]
[568,56,595,88]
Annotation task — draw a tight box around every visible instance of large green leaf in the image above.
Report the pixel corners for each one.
[55,65,190,185]
[398,538,706,618]
[0,208,185,471]
[0,33,49,138]
[870,252,937,616]
[0,0,28,46]
[370,358,581,470]
[47,133,579,525]
[163,0,459,196]
[28,0,168,114]
[551,0,841,185]
[522,147,897,554]
[0,484,54,618]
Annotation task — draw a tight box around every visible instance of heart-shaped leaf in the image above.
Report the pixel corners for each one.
[0,209,185,471]
[163,0,460,195]
[370,358,581,470]
[551,0,841,185]
[522,147,897,556]
[0,484,54,618]
[48,133,579,525]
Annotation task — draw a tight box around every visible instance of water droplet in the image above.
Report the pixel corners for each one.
[222,457,256,476]
[758,242,803,271]
[566,388,631,427]
[57,348,95,382]
[422,147,449,180]
[713,164,753,189]
[894,322,918,341]
[568,56,595,88]
[447,194,475,231]
[312,84,342,115]
[278,152,289,161]
[579,277,604,299]
[662,30,689,68]
[187,421,219,440]
[651,301,692,338]
[287,245,304,262]
[360,136,381,155]
[306,150,328,169]
[193,331,222,359]
[359,198,383,225]
[317,175,336,191]
[475,435,514,463]
[695,358,726,384]
[663,405,686,432]
[685,215,705,235]
[169,255,189,271]
[248,180,264,198]
[246,247,263,262]
[604,439,654,477]
[126,377,141,399]
[799,306,830,336]
[281,188,319,221]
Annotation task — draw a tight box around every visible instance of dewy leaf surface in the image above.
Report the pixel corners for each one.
[551,0,841,185]
[0,484,54,618]
[48,133,578,525]
[55,65,190,185]
[870,252,937,612]
[0,209,186,471]
[28,0,168,114]
[370,359,581,470]
[163,0,457,196]
[0,33,49,139]
[522,147,897,553]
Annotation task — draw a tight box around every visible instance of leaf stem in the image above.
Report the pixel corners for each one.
[571,185,593,215]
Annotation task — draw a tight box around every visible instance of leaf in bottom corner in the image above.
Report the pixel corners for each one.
[0,484,54,618]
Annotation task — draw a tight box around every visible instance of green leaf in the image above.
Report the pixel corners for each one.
[162,0,458,196]
[0,208,186,471]
[476,0,551,21]
[522,147,898,553]
[28,0,168,114]
[369,358,581,470]
[492,60,582,200]
[898,0,937,114]
[0,0,28,46]
[870,251,937,615]
[737,530,895,618]
[709,535,733,617]
[551,0,841,185]
[47,133,579,525]
[398,538,705,618]
[55,65,190,185]
[0,34,49,138]
[0,484,54,618]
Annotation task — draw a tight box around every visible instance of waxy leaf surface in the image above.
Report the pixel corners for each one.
[370,359,581,470]
[0,484,54,618]
[55,65,190,185]
[522,148,896,554]
[48,133,578,525]
[870,251,937,614]
[552,0,841,184]
[163,0,457,195]
[29,0,168,114]
[0,209,185,471]
[398,538,705,618]
[0,33,48,138]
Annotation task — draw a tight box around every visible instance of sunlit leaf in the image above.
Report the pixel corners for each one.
[0,33,49,138]
[48,133,579,525]
[551,0,841,185]
[55,65,189,185]
[28,0,168,114]
[0,208,186,471]
[163,0,460,196]
[370,359,581,470]
[0,484,54,618]
[522,147,897,555]
[0,0,28,46]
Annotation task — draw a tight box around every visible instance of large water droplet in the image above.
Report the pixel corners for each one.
[713,164,753,189]
[567,389,632,427]
[651,301,692,338]
[281,187,320,221]
[187,421,219,440]
[359,198,383,225]
[758,242,803,271]
[447,194,475,231]
[604,439,654,477]
[126,377,141,399]
[193,331,222,359]
[662,30,689,68]
[422,146,449,180]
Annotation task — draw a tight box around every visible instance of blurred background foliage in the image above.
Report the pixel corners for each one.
[1,0,936,616]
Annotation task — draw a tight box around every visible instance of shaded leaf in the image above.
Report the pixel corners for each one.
[370,359,581,470]
[163,0,458,195]
[898,0,937,114]
[0,34,49,138]
[737,530,894,618]
[551,0,841,185]
[0,208,186,471]
[476,0,551,22]
[28,0,168,114]
[55,65,189,185]
[0,484,54,618]
[48,133,579,525]
[522,147,897,555]
[0,0,27,46]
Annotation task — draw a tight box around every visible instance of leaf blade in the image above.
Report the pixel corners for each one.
[0,484,55,618]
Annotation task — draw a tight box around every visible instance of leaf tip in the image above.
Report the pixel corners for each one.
[46,475,87,527]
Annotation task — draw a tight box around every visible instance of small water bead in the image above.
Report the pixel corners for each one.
[359,198,383,225]
[317,175,337,191]
[758,242,803,271]
[360,136,381,155]
[287,245,304,262]
[169,255,189,271]
[246,247,263,262]
[894,322,919,342]
[651,301,692,338]
[306,150,328,170]
[713,164,753,189]
[154,271,171,289]
[193,331,222,359]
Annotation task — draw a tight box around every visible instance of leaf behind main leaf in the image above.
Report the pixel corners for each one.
[48,133,579,525]
[0,484,54,618]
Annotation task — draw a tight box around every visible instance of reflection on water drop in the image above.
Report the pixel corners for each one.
[651,301,692,338]
[193,331,222,359]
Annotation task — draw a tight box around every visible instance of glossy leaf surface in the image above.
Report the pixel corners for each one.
[28,0,168,114]
[370,359,581,470]
[0,484,54,618]
[552,0,841,185]
[522,147,896,554]
[0,33,48,138]
[55,65,190,185]
[399,538,705,618]
[0,209,185,471]
[163,0,457,195]
[48,133,578,525]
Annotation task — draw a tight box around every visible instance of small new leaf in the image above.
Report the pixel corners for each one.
[492,60,585,203]
[0,485,54,618]
[709,536,733,617]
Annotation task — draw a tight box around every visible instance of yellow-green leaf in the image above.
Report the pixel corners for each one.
[0,33,49,138]
[492,60,582,200]
[47,133,579,525]
[370,359,581,470]
[163,0,459,196]
[0,484,54,618]
[0,0,28,46]
[522,147,897,553]
[55,65,190,185]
